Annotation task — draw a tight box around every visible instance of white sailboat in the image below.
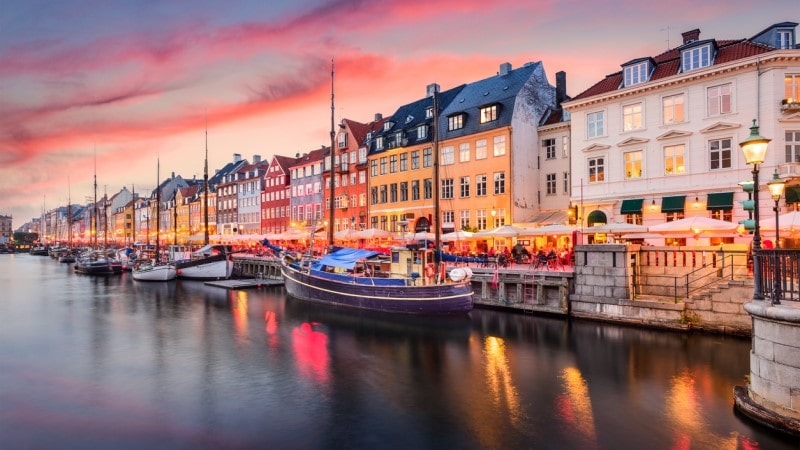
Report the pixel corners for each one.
[133,158,176,281]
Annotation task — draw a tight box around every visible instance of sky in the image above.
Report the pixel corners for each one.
[0,0,795,225]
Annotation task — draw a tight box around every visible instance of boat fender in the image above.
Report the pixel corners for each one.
[449,268,467,282]
[425,263,435,278]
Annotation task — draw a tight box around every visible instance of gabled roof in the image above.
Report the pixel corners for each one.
[269,154,295,176]
[571,25,789,102]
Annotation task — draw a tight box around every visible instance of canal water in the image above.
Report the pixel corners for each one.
[0,254,795,449]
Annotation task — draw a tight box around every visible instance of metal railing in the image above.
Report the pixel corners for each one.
[757,249,800,303]
[633,254,741,302]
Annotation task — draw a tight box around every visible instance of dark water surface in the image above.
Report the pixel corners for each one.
[0,254,796,449]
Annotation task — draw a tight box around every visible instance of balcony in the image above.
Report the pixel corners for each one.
[780,98,800,113]
[778,162,800,178]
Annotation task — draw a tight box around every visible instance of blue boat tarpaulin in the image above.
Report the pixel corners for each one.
[318,248,381,270]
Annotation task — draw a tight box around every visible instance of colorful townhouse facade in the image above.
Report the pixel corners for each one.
[289,148,325,231]
[261,154,295,235]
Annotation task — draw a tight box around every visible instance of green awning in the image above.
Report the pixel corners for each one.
[786,186,800,204]
[661,195,686,213]
[706,192,734,210]
[586,210,607,225]
[620,198,644,214]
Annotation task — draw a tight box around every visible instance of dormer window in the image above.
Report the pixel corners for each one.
[425,107,433,119]
[337,132,347,148]
[448,114,464,131]
[777,30,794,49]
[480,105,498,123]
[681,43,712,72]
[417,125,427,139]
[375,136,384,150]
[383,122,393,131]
[405,115,414,124]
[623,60,651,87]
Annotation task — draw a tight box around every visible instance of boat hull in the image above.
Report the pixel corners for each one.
[175,255,232,280]
[74,260,114,276]
[132,264,177,281]
[281,262,473,315]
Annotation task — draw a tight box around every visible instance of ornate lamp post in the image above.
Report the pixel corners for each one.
[767,169,785,305]
[739,119,771,302]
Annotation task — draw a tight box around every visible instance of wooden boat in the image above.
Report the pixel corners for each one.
[274,63,472,315]
[133,158,176,282]
[74,251,114,275]
[175,244,233,280]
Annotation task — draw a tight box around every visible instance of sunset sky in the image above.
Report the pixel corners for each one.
[0,0,794,224]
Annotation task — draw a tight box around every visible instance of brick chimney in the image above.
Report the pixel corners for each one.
[499,62,512,76]
[426,83,440,98]
[682,29,700,44]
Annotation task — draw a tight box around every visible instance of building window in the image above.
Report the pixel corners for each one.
[475,139,487,159]
[459,176,470,198]
[411,150,420,170]
[546,173,556,195]
[681,44,711,72]
[380,185,387,203]
[423,148,432,168]
[411,180,420,200]
[664,144,685,175]
[493,135,506,156]
[707,83,732,116]
[587,111,604,138]
[375,136,384,150]
[390,183,398,202]
[624,61,649,87]
[563,172,569,194]
[441,179,454,199]
[625,213,643,225]
[494,208,506,228]
[476,175,487,196]
[666,211,685,221]
[622,103,643,131]
[441,146,454,165]
[493,172,505,195]
[442,210,454,227]
[424,179,432,199]
[778,30,794,49]
[784,74,799,103]
[710,209,733,221]
[448,114,464,131]
[400,153,408,171]
[709,138,732,170]
[460,210,470,229]
[476,209,487,230]
[417,125,427,140]
[425,107,433,119]
[624,151,642,178]
[400,182,408,201]
[787,131,800,162]
[379,157,387,175]
[562,136,569,158]
[338,132,347,148]
[389,155,397,173]
[543,138,556,159]
[662,94,685,125]
[588,157,605,183]
[459,143,470,162]
[480,105,498,123]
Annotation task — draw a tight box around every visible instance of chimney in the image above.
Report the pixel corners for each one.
[556,71,567,106]
[682,29,700,44]
[253,154,261,163]
[374,113,383,122]
[426,83,440,98]
[233,153,242,163]
[499,62,512,76]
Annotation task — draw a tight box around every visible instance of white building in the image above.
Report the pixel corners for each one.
[563,22,800,245]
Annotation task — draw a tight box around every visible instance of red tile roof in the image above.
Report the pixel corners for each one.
[572,38,777,101]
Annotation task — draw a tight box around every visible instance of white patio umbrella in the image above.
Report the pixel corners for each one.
[474,225,526,238]
[522,224,576,236]
[586,222,648,234]
[334,228,359,239]
[409,231,435,241]
[759,210,800,232]
[649,216,738,235]
[353,227,393,239]
[441,230,475,240]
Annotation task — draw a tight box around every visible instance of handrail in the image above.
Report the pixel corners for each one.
[634,254,740,302]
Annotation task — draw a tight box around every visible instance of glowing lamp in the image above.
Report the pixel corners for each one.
[739,119,770,165]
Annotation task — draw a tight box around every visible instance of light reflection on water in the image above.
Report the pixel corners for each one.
[0,254,796,449]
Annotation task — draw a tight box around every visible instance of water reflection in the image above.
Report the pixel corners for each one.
[557,367,597,447]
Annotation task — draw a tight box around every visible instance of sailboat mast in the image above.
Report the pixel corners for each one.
[131,184,136,244]
[327,58,336,251]
[432,86,442,275]
[204,115,210,246]
[93,153,98,249]
[173,187,178,246]
[156,158,161,262]
[67,178,72,248]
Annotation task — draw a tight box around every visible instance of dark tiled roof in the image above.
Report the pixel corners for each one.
[571,31,784,101]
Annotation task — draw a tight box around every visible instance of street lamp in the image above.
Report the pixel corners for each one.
[739,119,771,302]
[767,169,785,305]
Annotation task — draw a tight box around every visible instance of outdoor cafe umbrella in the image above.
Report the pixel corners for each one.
[353,227,393,239]
[585,222,648,234]
[474,225,526,238]
[334,228,359,240]
[522,224,575,236]
[441,230,475,240]
[648,216,738,235]
[758,210,800,232]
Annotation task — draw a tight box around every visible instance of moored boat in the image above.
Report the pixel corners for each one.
[175,244,233,280]
[132,260,177,281]
[278,245,473,315]
[74,251,114,275]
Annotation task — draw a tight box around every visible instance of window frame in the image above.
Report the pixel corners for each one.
[587,111,605,139]
[588,157,605,183]
[709,137,732,170]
